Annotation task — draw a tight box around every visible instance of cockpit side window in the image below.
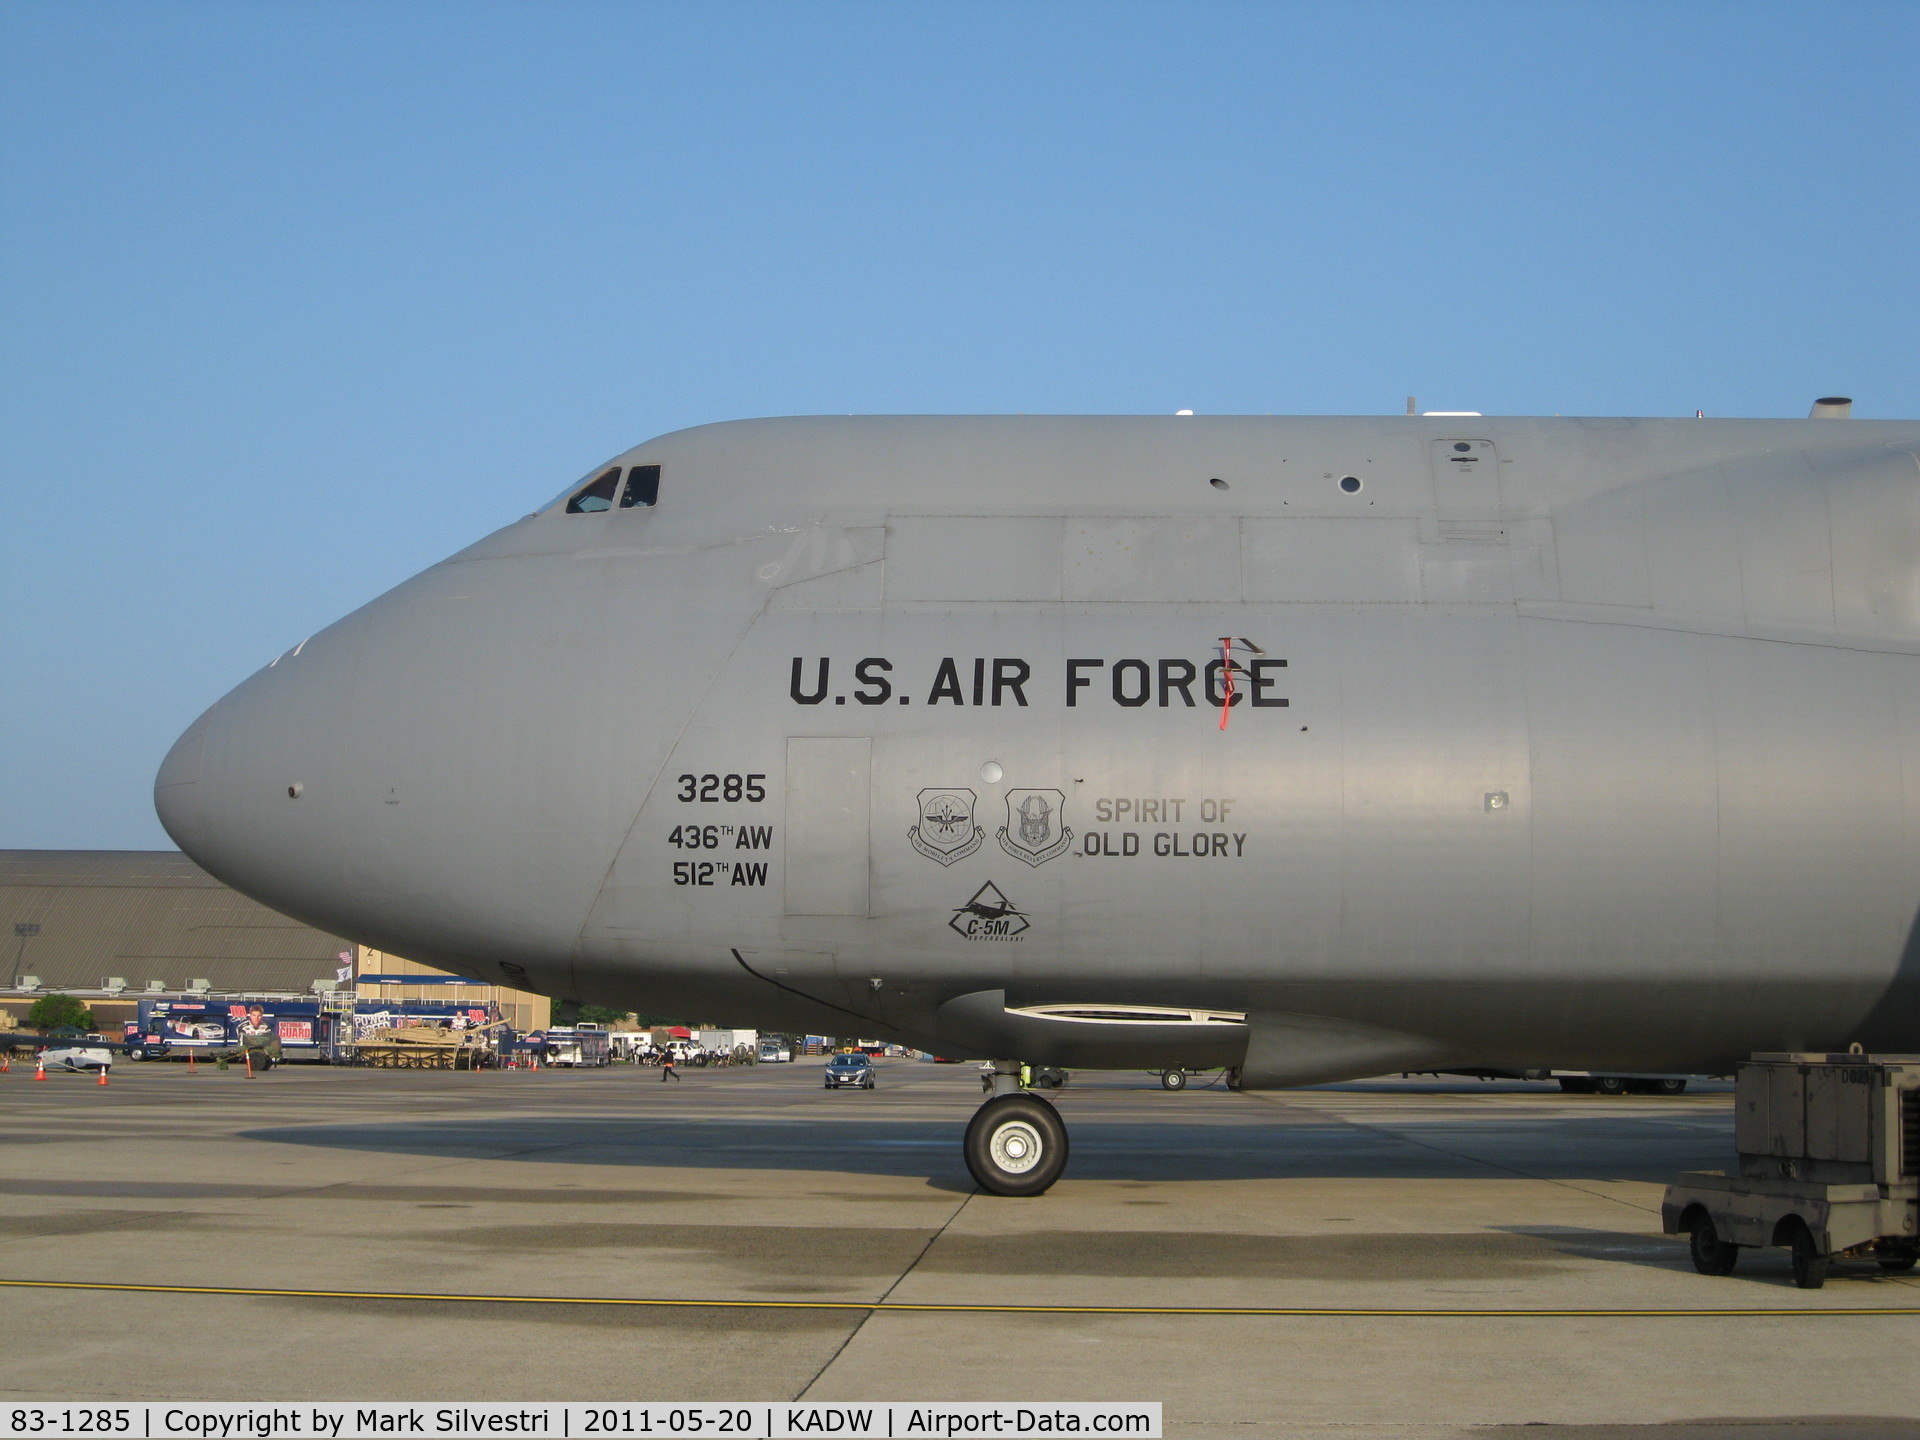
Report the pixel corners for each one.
[619,464,661,509]
[565,468,622,514]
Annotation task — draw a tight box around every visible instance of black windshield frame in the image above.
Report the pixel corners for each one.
[619,464,660,509]
[565,467,622,514]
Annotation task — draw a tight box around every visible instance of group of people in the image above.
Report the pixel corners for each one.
[626,1043,757,1072]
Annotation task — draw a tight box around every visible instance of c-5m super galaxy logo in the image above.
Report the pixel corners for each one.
[997,788,1072,866]
[910,788,984,865]
[950,882,1029,941]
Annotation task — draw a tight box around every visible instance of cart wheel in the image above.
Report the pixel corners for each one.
[1654,1078,1688,1095]
[1593,1076,1628,1095]
[1786,1219,1828,1290]
[1557,1077,1596,1094]
[1160,1069,1187,1091]
[1686,1212,1740,1276]
[1878,1255,1918,1273]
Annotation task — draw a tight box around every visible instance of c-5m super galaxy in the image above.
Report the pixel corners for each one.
[156,400,1920,1193]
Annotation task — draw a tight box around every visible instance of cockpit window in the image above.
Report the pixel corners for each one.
[620,464,661,509]
[565,468,622,514]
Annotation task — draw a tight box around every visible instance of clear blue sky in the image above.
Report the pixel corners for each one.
[3,0,1917,849]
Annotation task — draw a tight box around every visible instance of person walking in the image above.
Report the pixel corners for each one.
[660,1051,679,1082]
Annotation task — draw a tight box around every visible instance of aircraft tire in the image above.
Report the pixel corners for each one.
[965,1094,1068,1197]
[1686,1211,1740,1276]
[1160,1069,1187,1091]
[1877,1254,1917,1273]
[1225,1068,1243,1091]
[1786,1219,1828,1290]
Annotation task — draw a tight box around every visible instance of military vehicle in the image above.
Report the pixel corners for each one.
[156,401,1920,1193]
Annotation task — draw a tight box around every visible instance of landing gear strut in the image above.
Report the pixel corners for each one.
[964,1060,1070,1197]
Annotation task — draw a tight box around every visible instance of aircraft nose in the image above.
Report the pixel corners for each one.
[153,626,359,926]
[153,707,211,860]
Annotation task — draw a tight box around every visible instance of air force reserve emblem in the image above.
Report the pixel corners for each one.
[998,788,1072,866]
[910,787,984,865]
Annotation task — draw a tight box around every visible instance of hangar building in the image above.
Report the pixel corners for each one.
[1,850,547,1033]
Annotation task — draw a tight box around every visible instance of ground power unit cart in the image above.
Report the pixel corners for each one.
[1663,1053,1920,1288]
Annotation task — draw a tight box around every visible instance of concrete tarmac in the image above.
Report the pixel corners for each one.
[1,1056,1916,1439]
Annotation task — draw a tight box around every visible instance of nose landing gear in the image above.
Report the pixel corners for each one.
[964,1060,1070,1197]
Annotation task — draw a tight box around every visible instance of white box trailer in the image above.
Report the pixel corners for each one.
[1663,1053,1919,1288]
[541,1024,612,1066]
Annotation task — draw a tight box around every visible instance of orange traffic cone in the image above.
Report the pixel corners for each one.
[2,1053,10,1072]
[188,1051,196,1074]
[243,1051,254,1079]
[97,1066,109,1086]
[34,1058,47,1081]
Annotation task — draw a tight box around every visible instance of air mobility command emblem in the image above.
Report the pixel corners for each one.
[998,788,1072,866]
[910,787,984,865]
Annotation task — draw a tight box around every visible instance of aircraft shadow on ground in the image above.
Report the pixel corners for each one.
[241,1113,1729,1185]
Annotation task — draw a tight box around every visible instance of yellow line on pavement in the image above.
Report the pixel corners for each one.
[2,1277,1915,1318]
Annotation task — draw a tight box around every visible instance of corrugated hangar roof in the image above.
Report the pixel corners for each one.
[1,850,350,994]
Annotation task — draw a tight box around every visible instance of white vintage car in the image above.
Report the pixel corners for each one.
[40,1043,115,1072]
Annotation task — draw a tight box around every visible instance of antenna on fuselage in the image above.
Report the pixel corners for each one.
[1215,637,1266,732]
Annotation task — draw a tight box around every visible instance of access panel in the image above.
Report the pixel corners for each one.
[785,737,872,916]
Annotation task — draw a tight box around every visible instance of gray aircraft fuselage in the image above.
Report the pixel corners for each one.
[156,414,1920,1086]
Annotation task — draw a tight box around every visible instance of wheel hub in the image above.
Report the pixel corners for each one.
[990,1119,1045,1174]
